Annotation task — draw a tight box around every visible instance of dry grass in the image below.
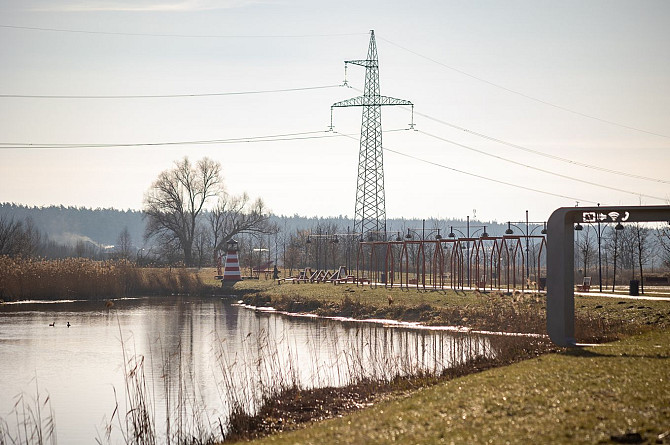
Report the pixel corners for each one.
[0,379,56,445]
[229,280,649,343]
[0,256,209,301]
[243,328,670,445]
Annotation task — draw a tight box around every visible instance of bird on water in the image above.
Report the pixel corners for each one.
[67,322,71,328]
[49,322,55,327]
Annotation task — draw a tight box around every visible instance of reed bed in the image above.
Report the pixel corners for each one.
[0,256,207,301]
[0,379,57,445]
[91,313,516,444]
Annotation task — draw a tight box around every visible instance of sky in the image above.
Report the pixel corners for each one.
[1,0,669,224]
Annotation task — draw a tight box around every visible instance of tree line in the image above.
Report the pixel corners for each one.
[3,156,669,286]
[576,222,670,292]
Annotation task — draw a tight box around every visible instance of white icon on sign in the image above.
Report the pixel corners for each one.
[598,213,608,221]
[622,211,630,221]
[608,211,620,221]
[583,212,596,223]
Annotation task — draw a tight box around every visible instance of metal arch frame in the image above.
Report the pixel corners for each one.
[546,205,670,347]
[353,234,549,293]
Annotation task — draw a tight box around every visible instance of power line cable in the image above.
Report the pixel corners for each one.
[414,110,670,185]
[0,130,345,150]
[0,128,410,150]
[348,85,669,185]
[0,24,366,39]
[333,131,595,204]
[417,129,667,201]
[0,84,343,99]
[378,36,670,139]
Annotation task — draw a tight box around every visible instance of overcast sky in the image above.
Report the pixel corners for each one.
[1,0,668,224]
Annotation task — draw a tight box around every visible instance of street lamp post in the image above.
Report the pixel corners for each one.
[505,210,547,288]
[403,219,444,287]
[447,218,489,288]
[404,219,443,241]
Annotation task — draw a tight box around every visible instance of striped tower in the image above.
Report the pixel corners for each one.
[222,239,242,282]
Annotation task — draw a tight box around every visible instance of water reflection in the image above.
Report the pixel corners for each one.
[0,297,491,444]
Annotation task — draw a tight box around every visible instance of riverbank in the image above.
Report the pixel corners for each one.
[239,327,670,445]
[219,279,670,444]
[226,279,670,342]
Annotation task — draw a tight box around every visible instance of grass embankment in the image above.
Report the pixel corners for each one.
[244,328,670,445]
[225,278,670,341]
[218,278,670,444]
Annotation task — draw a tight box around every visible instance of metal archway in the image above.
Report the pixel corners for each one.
[546,205,670,346]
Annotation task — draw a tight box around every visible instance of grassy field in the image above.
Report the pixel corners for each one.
[243,328,670,445]
[215,274,670,341]
[202,273,670,444]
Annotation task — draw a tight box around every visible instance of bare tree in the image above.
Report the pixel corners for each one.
[0,216,24,256]
[144,157,221,266]
[604,225,626,291]
[576,226,597,279]
[0,216,42,257]
[192,225,211,268]
[116,226,133,260]
[657,225,670,269]
[283,231,305,276]
[632,223,652,293]
[207,192,274,256]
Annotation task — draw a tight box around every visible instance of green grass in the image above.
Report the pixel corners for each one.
[215,278,670,444]
[224,278,670,340]
[243,328,670,445]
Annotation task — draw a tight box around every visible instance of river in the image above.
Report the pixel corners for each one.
[0,296,491,444]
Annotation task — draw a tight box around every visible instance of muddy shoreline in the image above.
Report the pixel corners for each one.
[221,292,566,442]
[224,335,556,443]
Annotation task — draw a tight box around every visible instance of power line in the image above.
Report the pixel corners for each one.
[334,131,595,204]
[414,110,670,185]
[0,130,345,150]
[0,84,343,99]
[349,85,669,185]
[378,36,670,140]
[0,24,366,39]
[417,129,667,202]
[0,128,408,150]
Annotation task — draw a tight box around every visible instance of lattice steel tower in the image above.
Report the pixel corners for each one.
[332,30,413,240]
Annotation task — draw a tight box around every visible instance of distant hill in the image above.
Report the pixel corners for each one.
[0,203,146,248]
[0,203,504,249]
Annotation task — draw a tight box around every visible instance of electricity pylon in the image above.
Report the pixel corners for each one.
[331,30,413,240]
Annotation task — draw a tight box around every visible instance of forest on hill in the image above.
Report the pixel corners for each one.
[0,202,497,256]
[1,203,668,285]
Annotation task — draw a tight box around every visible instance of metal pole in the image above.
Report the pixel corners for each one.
[597,204,603,292]
[526,210,530,285]
[613,228,618,293]
[467,216,470,287]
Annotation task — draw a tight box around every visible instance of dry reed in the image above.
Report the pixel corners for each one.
[0,378,57,445]
[0,256,207,301]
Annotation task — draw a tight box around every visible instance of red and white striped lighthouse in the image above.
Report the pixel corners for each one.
[222,239,242,282]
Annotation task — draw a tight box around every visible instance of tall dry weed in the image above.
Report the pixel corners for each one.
[0,256,206,301]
